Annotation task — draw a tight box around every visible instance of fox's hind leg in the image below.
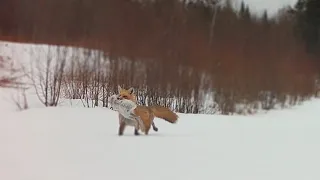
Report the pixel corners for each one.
[150,114,158,132]
[152,122,158,132]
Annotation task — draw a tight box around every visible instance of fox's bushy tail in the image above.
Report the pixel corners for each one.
[149,106,178,123]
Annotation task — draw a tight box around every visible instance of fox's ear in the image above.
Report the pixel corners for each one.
[118,85,122,93]
[128,87,134,94]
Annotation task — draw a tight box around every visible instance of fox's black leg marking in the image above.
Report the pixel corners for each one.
[152,122,158,132]
[134,128,140,135]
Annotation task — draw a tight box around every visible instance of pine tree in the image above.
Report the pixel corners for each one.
[304,0,320,54]
[262,10,270,29]
[293,0,320,55]
[239,1,251,22]
[239,1,246,18]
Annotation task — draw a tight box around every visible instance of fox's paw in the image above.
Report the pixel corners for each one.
[134,129,140,136]
[153,127,158,132]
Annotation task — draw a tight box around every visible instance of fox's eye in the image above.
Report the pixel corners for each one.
[123,96,127,99]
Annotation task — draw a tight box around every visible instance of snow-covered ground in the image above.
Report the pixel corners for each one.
[1,41,320,180]
[1,87,320,180]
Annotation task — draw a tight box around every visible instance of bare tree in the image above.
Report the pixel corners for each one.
[11,86,29,111]
[28,45,67,107]
[6,0,317,115]
[0,55,23,88]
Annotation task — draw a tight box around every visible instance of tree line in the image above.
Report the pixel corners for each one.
[1,0,319,114]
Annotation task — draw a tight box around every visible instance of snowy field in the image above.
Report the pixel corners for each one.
[1,88,320,180]
[1,41,320,180]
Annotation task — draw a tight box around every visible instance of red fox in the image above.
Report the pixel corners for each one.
[109,94,147,134]
[116,85,178,135]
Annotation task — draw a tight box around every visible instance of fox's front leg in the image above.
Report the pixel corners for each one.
[118,121,126,136]
[135,117,146,135]
[129,113,141,136]
[118,114,126,136]
[134,128,140,136]
[132,116,140,136]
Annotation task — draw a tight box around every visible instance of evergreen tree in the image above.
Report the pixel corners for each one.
[239,1,251,22]
[244,5,251,21]
[239,1,246,17]
[261,10,270,29]
[293,0,320,55]
[262,10,268,22]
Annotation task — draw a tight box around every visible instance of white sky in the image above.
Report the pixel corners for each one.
[236,0,297,15]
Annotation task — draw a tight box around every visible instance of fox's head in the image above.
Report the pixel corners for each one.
[117,85,137,102]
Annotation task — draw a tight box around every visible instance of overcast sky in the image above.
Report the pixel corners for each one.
[236,0,297,15]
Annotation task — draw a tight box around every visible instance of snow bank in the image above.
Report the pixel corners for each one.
[1,94,320,180]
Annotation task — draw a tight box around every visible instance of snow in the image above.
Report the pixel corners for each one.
[1,88,320,180]
[1,41,320,180]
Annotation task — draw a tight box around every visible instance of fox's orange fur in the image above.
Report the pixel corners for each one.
[117,85,178,135]
[118,86,137,103]
[133,106,154,135]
